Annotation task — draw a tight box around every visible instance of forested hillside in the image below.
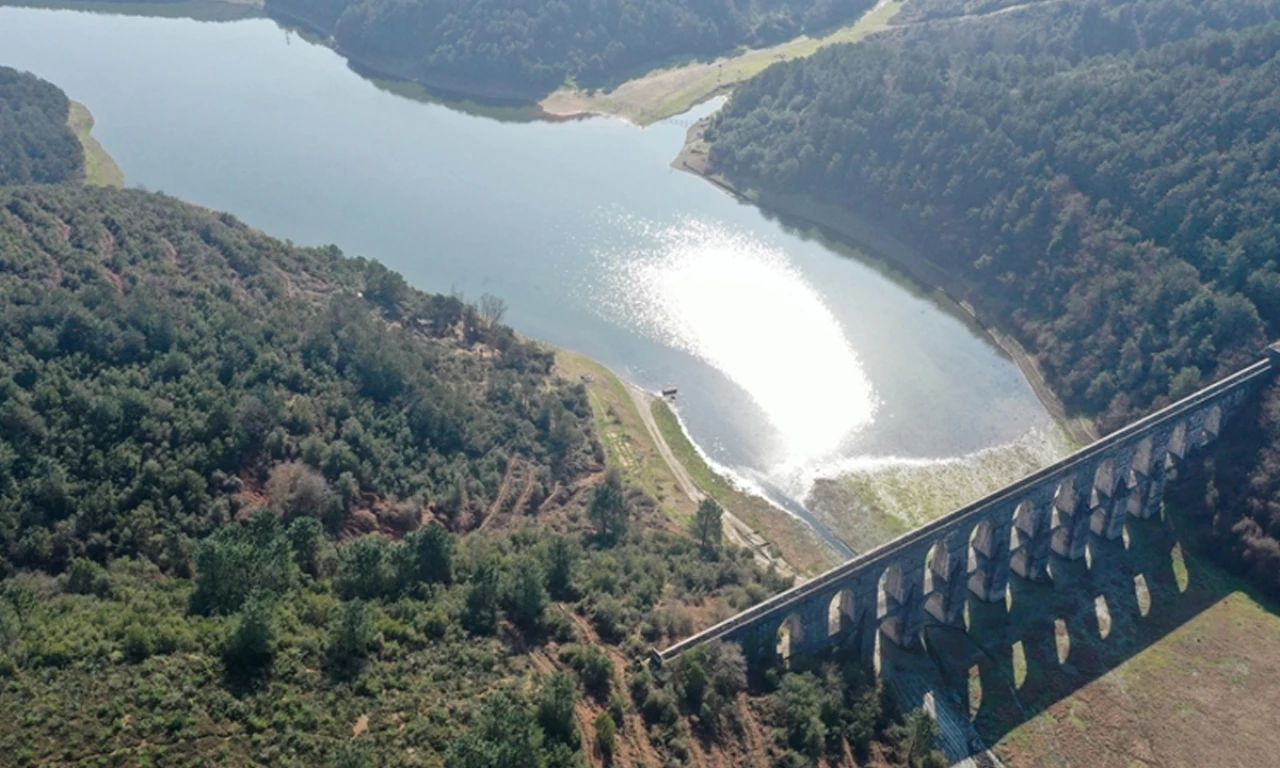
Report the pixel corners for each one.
[0,184,595,575]
[887,0,1280,57]
[0,184,936,766]
[266,0,876,98]
[0,66,83,185]
[0,71,935,764]
[704,0,1280,595]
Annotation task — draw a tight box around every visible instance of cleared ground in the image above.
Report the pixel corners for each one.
[540,0,906,125]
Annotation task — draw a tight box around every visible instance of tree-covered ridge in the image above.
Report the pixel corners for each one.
[0,66,84,186]
[707,13,1280,433]
[0,184,596,576]
[266,0,876,99]
[888,0,1280,60]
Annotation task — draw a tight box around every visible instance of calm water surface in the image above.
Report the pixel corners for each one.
[0,6,1054,539]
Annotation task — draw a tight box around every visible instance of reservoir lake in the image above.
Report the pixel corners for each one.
[0,5,1056,544]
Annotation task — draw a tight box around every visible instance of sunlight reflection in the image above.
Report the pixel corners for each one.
[598,217,877,469]
[1171,543,1190,593]
[1095,594,1112,639]
[1055,618,1070,664]
[1135,573,1151,617]
[968,664,983,719]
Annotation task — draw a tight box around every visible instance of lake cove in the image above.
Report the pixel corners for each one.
[0,5,1062,552]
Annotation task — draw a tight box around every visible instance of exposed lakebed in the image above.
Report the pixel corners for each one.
[0,4,1061,548]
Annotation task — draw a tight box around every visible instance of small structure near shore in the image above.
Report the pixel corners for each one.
[661,387,678,398]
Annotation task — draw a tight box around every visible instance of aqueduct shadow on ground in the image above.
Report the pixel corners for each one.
[875,462,1280,764]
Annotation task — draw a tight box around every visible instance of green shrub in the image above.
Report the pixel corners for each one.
[122,623,154,663]
[560,644,614,700]
[594,712,616,758]
[536,672,580,748]
[640,688,678,727]
[65,558,110,597]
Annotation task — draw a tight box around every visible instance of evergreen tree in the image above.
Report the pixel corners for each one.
[463,557,501,635]
[589,470,629,546]
[690,498,724,557]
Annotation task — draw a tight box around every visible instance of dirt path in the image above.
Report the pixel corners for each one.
[624,383,796,579]
[626,384,705,505]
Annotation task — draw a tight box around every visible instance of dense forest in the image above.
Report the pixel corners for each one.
[0,184,598,575]
[705,0,1280,595]
[0,66,84,186]
[265,0,876,98]
[0,73,934,765]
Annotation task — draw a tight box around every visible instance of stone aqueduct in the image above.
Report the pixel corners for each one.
[656,345,1280,667]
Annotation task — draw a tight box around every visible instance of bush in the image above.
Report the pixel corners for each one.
[122,623,154,662]
[587,595,628,642]
[504,556,548,633]
[462,557,500,636]
[594,712,616,759]
[536,672,580,748]
[191,513,297,615]
[335,535,395,601]
[640,688,679,727]
[560,644,614,700]
[286,516,328,578]
[65,558,110,597]
[398,524,455,589]
[544,535,577,601]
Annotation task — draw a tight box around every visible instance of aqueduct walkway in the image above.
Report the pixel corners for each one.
[656,344,1280,665]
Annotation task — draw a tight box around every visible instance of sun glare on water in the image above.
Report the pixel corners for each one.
[598,217,878,471]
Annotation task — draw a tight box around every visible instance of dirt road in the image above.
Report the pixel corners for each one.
[624,383,797,579]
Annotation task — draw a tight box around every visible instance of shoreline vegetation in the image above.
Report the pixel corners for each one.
[554,350,839,577]
[251,0,903,123]
[68,101,124,188]
[538,0,907,125]
[808,428,1073,553]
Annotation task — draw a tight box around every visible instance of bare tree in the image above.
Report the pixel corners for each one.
[478,293,507,326]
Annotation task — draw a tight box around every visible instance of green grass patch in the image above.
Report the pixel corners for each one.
[808,427,1071,553]
[554,351,689,512]
[68,101,124,188]
[651,399,841,574]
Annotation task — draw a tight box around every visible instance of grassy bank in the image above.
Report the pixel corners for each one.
[649,399,842,575]
[809,428,1074,553]
[554,351,694,517]
[539,0,905,125]
[68,101,124,188]
[555,350,839,576]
